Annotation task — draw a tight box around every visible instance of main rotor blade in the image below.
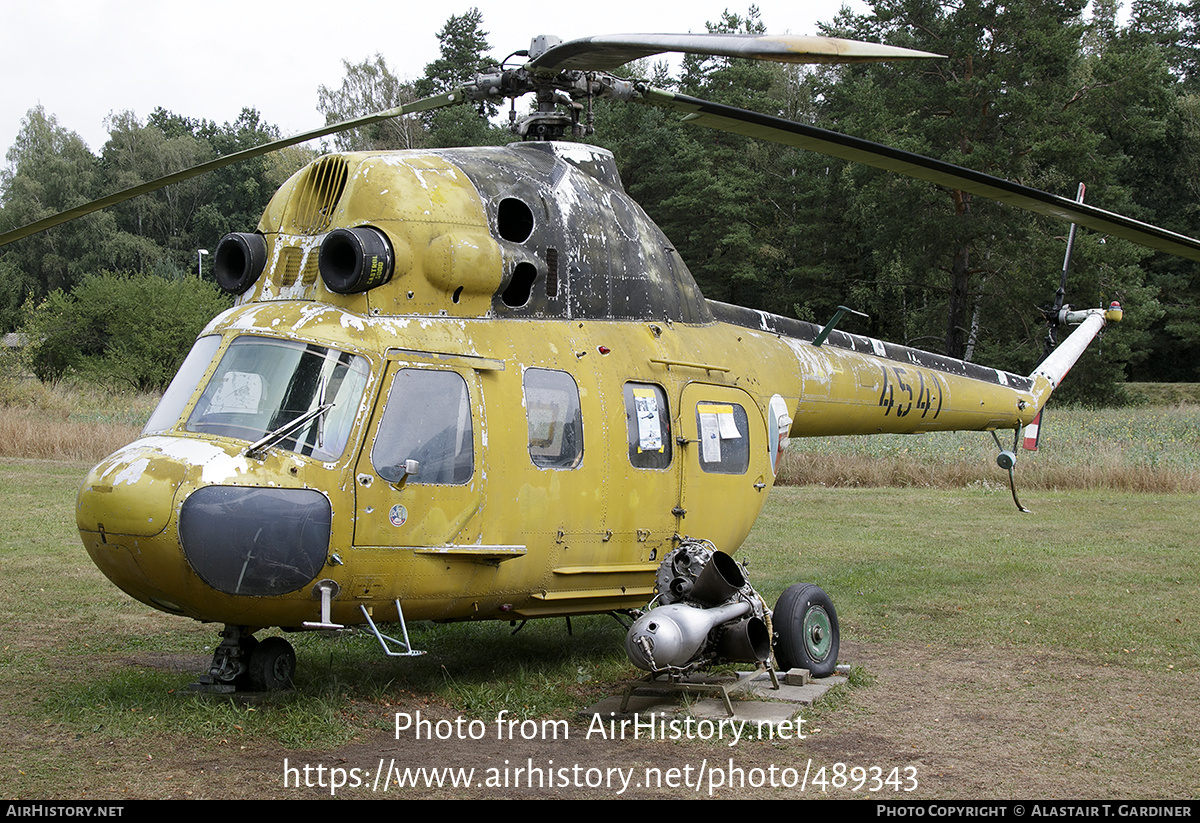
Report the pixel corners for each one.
[0,89,466,249]
[531,33,941,72]
[640,88,1200,262]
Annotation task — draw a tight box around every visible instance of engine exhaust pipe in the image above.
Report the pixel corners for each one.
[715,616,770,663]
[214,232,267,294]
[689,550,746,605]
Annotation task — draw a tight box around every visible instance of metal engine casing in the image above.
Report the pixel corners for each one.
[625,540,770,672]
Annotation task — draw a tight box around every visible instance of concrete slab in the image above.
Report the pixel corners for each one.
[690,698,800,724]
[586,693,678,718]
[735,669,848,706]
[581,667,848,735]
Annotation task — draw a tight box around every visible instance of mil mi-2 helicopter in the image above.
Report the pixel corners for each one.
[5,30,1200,692]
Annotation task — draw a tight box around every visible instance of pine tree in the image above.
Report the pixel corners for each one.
[417,9,507,147]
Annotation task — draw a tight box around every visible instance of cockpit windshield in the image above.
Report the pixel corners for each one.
[147,335,369,461]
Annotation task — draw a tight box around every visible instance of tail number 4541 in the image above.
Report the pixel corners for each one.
[878,365,943,419]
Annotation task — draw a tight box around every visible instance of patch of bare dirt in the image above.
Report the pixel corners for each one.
[8,639,1198,799]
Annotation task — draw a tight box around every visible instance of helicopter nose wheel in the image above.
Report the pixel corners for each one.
[772,583,840,678]
[196,626,296,693]
[246,636,297,691]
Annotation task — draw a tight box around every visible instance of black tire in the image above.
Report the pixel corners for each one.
[773,583,839,677]
[247,636,296,691]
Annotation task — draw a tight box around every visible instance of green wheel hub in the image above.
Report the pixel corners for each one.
[803,605,833,662]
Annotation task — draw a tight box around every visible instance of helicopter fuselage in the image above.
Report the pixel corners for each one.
[76,298,1044,630]
[76,141,1050,633]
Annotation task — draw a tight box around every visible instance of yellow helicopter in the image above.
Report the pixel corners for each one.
[4,32,1199,691]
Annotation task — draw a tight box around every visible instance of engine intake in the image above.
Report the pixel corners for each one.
[214,232,267,294]
[624,540,770,673]
[319,226,394,294]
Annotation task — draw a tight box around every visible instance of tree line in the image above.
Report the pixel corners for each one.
[588,1,1200,398]
[1,3,1198,399]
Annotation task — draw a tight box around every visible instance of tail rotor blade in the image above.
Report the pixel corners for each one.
[1045,183,1087,356]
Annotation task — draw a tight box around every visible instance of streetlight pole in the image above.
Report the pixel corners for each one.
[197,248,208,279]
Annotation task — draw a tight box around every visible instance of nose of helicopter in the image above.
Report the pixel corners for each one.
[78,436,334,618]
[77,440,187,538]
[77,438,193,612]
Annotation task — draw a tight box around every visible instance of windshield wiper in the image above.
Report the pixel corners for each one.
[244,376,333,459]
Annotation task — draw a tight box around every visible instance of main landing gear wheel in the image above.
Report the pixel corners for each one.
[247,636,296,691]
[773,583,839,677]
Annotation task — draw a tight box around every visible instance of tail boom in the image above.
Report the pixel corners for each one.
[1029,304,1122,409]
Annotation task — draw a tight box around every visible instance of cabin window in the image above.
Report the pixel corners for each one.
[695,401,750,475]
[184,336,369,460]
[524,368,583,469]
[623,382,671,469]
[371,369,474,485]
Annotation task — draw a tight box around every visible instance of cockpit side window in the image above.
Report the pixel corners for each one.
[183,336,369,460]
[371,369,474,485]
[144,335,222,434]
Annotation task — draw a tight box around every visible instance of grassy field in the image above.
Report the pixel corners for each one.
[745,485,1200,668]
[2,380,1199,797]
[0,378,156,461]
[2,459,1198,798]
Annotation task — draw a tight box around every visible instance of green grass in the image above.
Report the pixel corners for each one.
[740,486,1200,670]
[4,394,1200,797]
[1126,381,1200,405]
[4,459,1197,745]
[779,401,1200,491]
[0,458,636,753]
[3,457,1200,798]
